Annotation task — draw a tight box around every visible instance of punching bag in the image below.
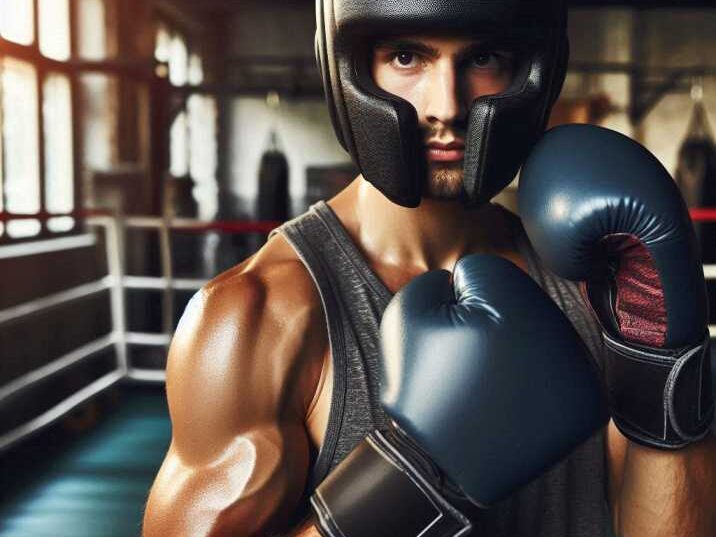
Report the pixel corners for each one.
[257,132,290,222]
[675,96,716,341]
[675,100,716,263]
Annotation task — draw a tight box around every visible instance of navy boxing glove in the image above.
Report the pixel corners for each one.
[519,124,714,449]
[310,255,607,537]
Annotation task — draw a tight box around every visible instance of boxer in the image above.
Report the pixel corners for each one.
[143,2,716,536]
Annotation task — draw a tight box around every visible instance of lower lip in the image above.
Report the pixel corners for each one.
[428,148,465,162]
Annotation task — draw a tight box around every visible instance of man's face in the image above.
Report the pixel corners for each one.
[371,35,516,200]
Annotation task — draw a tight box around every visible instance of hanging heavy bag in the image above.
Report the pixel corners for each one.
[675,100,716,264]
[257,133,290,223]
[675,99,716,334]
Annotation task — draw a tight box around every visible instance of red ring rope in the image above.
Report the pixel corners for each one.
[1,209,716,230]
[690,208,716,222]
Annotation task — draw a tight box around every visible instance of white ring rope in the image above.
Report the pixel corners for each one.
[0,214,713,453]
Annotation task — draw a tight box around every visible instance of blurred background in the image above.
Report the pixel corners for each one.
[0,1,714,536]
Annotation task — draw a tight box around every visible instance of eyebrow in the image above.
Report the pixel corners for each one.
[373,39,442,59]
[373,38,512,61]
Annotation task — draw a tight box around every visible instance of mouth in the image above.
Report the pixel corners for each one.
[427,141,466,163]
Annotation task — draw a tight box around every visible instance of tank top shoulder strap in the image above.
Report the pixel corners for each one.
[272,201,393,487]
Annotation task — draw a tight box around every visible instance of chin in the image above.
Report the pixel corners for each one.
[424,165,464,200]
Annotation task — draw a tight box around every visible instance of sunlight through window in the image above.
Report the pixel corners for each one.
[1,58,40,237]
[77,0,107,60]
[170,111,189,177]
[39,0,71,60]
[169,35,188,86]
[188,95,218,220]
[0,0,34,46]
[44,74,75,217]
[188,54,204,86]
[80,73,117,170]
[155,24,171,63]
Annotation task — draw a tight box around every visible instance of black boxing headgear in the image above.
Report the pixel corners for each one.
[316,0,569,207]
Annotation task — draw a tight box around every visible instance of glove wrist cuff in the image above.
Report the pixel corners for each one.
[311,431,471,537]
[604,331,714,449]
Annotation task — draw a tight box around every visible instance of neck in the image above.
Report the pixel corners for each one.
[330,177,509,282]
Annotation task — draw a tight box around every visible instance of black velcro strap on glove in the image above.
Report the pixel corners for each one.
[603,331,714,449]
[311,431,471,537]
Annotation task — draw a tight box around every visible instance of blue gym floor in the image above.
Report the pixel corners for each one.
[0,387,171,537]
[1,349,714,537]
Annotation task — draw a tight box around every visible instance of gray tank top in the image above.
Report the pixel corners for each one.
[277,201,609,536]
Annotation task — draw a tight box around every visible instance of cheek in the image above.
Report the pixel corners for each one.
[396,76,430,111]
[372,65,427,112]
[464,71,513,100]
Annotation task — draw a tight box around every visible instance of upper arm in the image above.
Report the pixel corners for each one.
[143,260,326,537]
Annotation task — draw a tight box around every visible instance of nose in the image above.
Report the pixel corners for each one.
[424,61,464,127]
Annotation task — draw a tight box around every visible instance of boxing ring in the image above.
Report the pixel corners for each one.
[0,209,714,453]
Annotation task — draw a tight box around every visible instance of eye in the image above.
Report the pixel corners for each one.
[391,51,419,68]
[469,51,501,69]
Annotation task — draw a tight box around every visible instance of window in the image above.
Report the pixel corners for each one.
[155,24,205,88]
[154,24,171,64]
[76,0,107,60]
[1,58,41,238]
[170,111,189,177]
[39,0,71,61]
[0,0,35,46]
[188,54,204,87]
[168,34,189,87]
[156,22,216,220]
[80,73,117,170]
[0,0,74,240]
[44,74,75,231]
[188,95,218,220]
[0,0,119,242]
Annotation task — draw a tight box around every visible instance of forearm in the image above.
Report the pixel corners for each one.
[613,431,716,537]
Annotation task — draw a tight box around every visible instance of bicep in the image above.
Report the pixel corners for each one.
[143,287,316,537]
[144,423,310,537]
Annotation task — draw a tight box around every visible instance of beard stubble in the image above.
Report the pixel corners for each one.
[425,162,464,200]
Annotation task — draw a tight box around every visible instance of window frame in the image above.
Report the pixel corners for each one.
[0,2,213,244]
[0,0,81,244]
[0,0,159,245]
[155,16,215,195]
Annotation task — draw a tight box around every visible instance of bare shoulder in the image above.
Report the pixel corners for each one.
[201,231,321,328]
[168,232,327,442]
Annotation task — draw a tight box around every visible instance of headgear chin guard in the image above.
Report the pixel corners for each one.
[316,0,569,208]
